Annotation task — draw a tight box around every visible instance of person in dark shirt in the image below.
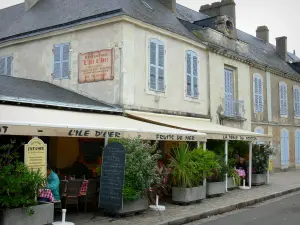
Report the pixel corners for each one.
[72,155,89,179]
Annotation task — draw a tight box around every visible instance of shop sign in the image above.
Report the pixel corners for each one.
[99,142,126,211]
[68,129,122,138]
[155,134,196,141]
[78,49,114,83]
[0,126,8,134]
[24,138,47,178]
[222,135,257,141]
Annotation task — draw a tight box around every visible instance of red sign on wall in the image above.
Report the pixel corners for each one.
[78,49,114,83]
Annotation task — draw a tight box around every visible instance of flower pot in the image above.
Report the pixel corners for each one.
[206,182,226,197]
[172,186,206,204]
[227,177,238,190]
[116,196,149,215]
[0,202,54,225]
[251,174,267,186]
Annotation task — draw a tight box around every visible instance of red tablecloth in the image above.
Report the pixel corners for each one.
[236,169,246,178]
[39,189,54,202]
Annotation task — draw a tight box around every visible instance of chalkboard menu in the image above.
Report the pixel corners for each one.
[99,142,126,211]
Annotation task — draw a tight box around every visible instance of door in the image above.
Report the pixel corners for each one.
[281,129,289,168]
[224,68,234,116]
[295,130,300,165]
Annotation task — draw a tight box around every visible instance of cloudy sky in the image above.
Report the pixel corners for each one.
[1,0,299,55]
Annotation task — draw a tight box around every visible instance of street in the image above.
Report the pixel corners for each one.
[186,192,300,225]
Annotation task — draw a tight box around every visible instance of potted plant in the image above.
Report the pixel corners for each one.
[0,140,52,225]
[206,155,226,197]
[170,144,217,204]
[227,158,241,189]
[110,138,160,214]
[252,144,274,186]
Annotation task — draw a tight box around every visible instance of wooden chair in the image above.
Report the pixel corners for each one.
[84,179,98,212]
[65,180,83,212]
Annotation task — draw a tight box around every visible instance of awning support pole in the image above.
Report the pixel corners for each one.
[197,142,200,148]
[203,142,207,187]
[248,142,253,189]
[225,140,229,192]
[104,132,109,147]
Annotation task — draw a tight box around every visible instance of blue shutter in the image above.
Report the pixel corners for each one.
[192,55,198,97]
[0,57,5,75]
[295,130,300,164]
[157,43,165,92]
[294,87,300,117]
[224,69,234,116]
[280,83,288,116]
[254,76,258,112]
[62,43,70,79]
[258,77,263,112]
[53,44,61,79]
[281,129,289,167]
[6,56,13,76]
[284,84,288,115]
[149,41,157,90]
[186,52,192,96]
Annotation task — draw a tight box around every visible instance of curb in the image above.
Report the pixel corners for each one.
[158,187,300,225]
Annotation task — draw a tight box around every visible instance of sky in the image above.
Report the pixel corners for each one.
[0,0,299,55]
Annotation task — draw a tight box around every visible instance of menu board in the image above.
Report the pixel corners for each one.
[99,142,126,211]
[24,138,47,178]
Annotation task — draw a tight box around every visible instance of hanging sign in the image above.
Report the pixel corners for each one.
[24,138,47,178]
[78,49,114,83]
[99,142,126,212]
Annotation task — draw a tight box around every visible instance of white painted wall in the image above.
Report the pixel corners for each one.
[209,52,251,130]
[121,23,209,116]
[0,22,123,105]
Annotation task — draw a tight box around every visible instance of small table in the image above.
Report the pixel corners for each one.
[39,189,54,202]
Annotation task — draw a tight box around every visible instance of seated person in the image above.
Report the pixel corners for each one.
[72,155,89,179]
[46,165,60,201]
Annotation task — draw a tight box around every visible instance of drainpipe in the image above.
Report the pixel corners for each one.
[119,42,124,107]
[207,50,212,120]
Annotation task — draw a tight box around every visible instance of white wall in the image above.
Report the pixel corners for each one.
[121,23,209,116]
[209,52,251,130]
[0,22,124,105]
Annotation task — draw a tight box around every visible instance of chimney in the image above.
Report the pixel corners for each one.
[25,0,40,11]
[276,36,287,61]
[256,26,269,43]
[158,0,176,13]
[200,0,236,25]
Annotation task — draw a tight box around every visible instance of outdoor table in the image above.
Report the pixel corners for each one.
[39,188,54,202]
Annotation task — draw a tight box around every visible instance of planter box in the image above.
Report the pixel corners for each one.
[0,202,54,225]
[227,177,238,190]
[172,186,206,204]
[206,182,226,197]
[117,196,149,215]
[252,174,267,186]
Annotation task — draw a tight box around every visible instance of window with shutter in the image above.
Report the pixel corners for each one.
[254,127,264,144]
[224,68,234,116]
[149,39,165,92]
[53,43,70,80]
[0,55,13,76]
[279,82,288,116]
[293,86,300,117]
[281,129,289,168]
[253,74,264,113]
[296,130,300,165]
[185,50,199,98]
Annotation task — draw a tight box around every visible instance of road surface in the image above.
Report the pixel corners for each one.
[186,192,300,225]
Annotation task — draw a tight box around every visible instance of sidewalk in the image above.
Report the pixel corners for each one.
[64,170,300,225]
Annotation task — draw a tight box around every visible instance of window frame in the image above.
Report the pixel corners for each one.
[185,50,199,99]
[148,38,165,93]
[0,54,13,76]
[280,128,289,168]
[279,81,288,118]
[53,42,71,80]
[293,85,300,118]
[253,73,264,113]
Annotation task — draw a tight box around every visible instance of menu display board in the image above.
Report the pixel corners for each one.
[24,138,47,178]
[99,142,126,211]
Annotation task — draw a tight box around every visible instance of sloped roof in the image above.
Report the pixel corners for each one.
[0,75,122,113]
[0,0,299,78]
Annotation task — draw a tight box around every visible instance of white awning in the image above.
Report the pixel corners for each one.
[125,110,272,142]
[0,105,206,142]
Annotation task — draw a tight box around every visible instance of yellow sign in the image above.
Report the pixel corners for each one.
[24,138,47,178]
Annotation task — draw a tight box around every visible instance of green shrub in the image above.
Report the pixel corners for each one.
[252,144,274,174]
[110,138,160,201]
